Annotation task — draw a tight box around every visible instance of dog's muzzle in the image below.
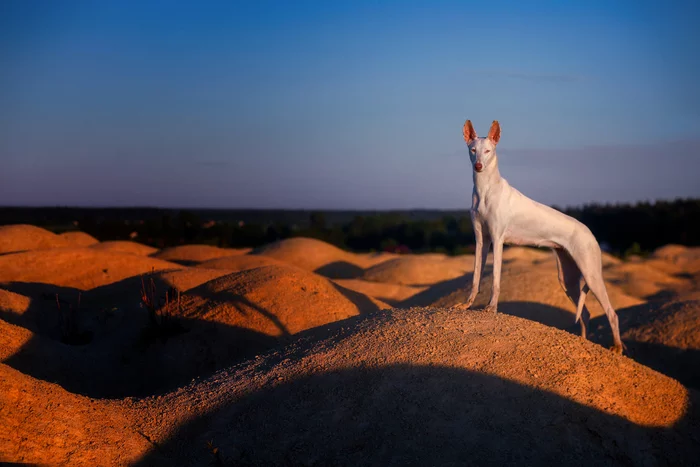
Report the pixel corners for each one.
[474,162,483,172]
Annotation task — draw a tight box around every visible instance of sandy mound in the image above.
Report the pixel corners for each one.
[0,247,181,290]
[0,288,67,339]
[86,267,234,305]
[130,308,699,466]
[252,237,368,279]
[604,261,691,299]
[196,254,285,272]
[362,255,474,286]
[0,363,153,465]
[0,224,69,254]
[650,245,700,275]
[410,260,642,331]
[90,240,159,256]
[354,251,398,267]
[1,264,387,399]
[0,288,31,315]
[591,299,700,389]
[179,264,388,337]
[152,244,250,265]
[59,231,99,247]
[501,246,552,263]
[621,300,700,350]
[0,289,276,399]
[334,279,427,306]
[601,252,622,267]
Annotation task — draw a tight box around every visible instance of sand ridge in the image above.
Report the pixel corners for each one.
[178,264,389,337]
[0,247,182,290]
[0,224,71,254]
[90,240,159,256]
[252,237,393,279]
[2,231,700,465]
[58,231,99,247]
[128,308,700,466]
[195,254,286,272]
[0,362,152,465]
[362,254,474,286]
[152,244,251,265]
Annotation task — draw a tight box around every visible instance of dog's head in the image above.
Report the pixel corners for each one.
[462,120,500,173]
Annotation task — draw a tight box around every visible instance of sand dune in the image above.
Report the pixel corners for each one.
[0,363,152,465]
[0,288,31,315]
[90,240,159,256]
[416,260,643,331]
[0,263,389,399]
[252,237,374,279]
[178,264,389,337]
[591,299,700,389]
[0,287,70,340]
[152,244,251,265]
[333,278,427,306]
[2,228,700,465]
[0,247,181,290]
[603,260,691,299]
[621,299,700,350]
[0,224,70,254]
[196,254,285,272]
[59,231,99,247]
[130,308,698,466]
[362,254,474,286]
[501,245,552,263]
[650,244,700,275]
[84,267,234,309]
[355,251,399,267]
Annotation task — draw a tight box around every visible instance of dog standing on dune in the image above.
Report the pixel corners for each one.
[459,120,624,354]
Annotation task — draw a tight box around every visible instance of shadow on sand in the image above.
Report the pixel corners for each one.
[402,271,581,336]
[589,300,700,390]
[315,261,366,279]
[0,272,383,399]
[133,363,700,466]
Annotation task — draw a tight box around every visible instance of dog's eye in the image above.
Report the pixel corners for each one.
[485,150,490,153]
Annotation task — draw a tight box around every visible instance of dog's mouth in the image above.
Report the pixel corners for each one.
[474,162,483,172]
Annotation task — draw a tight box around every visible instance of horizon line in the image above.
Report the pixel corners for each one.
[1,196,698,213]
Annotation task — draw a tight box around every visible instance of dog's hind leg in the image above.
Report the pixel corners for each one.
[555,249,590,338]
[574,247,624,354]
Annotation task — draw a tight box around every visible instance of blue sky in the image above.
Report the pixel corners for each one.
[1,0,699,209]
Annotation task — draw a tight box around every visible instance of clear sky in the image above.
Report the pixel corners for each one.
[1,0,699,209]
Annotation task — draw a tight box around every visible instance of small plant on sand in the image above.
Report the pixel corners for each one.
[206,440,225,466]
[54,292,93,345]
[139,275,187,342]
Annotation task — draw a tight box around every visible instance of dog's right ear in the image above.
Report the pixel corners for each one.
[463,120,478,144]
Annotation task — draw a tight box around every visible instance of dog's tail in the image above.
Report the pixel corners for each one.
[575,283,589,323]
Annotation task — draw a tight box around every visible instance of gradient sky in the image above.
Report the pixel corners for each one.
[1,0,699,209]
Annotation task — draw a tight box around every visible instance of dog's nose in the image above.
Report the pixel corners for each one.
[474,162,483,172]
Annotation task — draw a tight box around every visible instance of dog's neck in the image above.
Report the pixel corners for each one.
[472,154,503,199]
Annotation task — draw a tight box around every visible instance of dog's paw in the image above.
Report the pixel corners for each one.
[452,303,472,311]
[610,342,626,355]
[483,304,498,313]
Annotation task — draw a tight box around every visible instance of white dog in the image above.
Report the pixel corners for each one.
[460,120,623,354]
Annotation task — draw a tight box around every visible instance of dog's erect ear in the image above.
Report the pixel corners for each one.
[487,120,501,145]
[463,120,478,144]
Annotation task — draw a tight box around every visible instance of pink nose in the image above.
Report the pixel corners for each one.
[474,162,483,172]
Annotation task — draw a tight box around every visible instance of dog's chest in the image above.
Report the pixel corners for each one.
[471,191,504,223]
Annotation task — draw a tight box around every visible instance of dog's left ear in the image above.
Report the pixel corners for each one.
[488,120,501,145]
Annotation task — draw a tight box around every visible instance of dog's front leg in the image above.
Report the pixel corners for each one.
[485,235,504,313]
[462,221,490,309]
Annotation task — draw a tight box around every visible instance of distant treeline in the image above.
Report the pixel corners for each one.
[0,198,698,257]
